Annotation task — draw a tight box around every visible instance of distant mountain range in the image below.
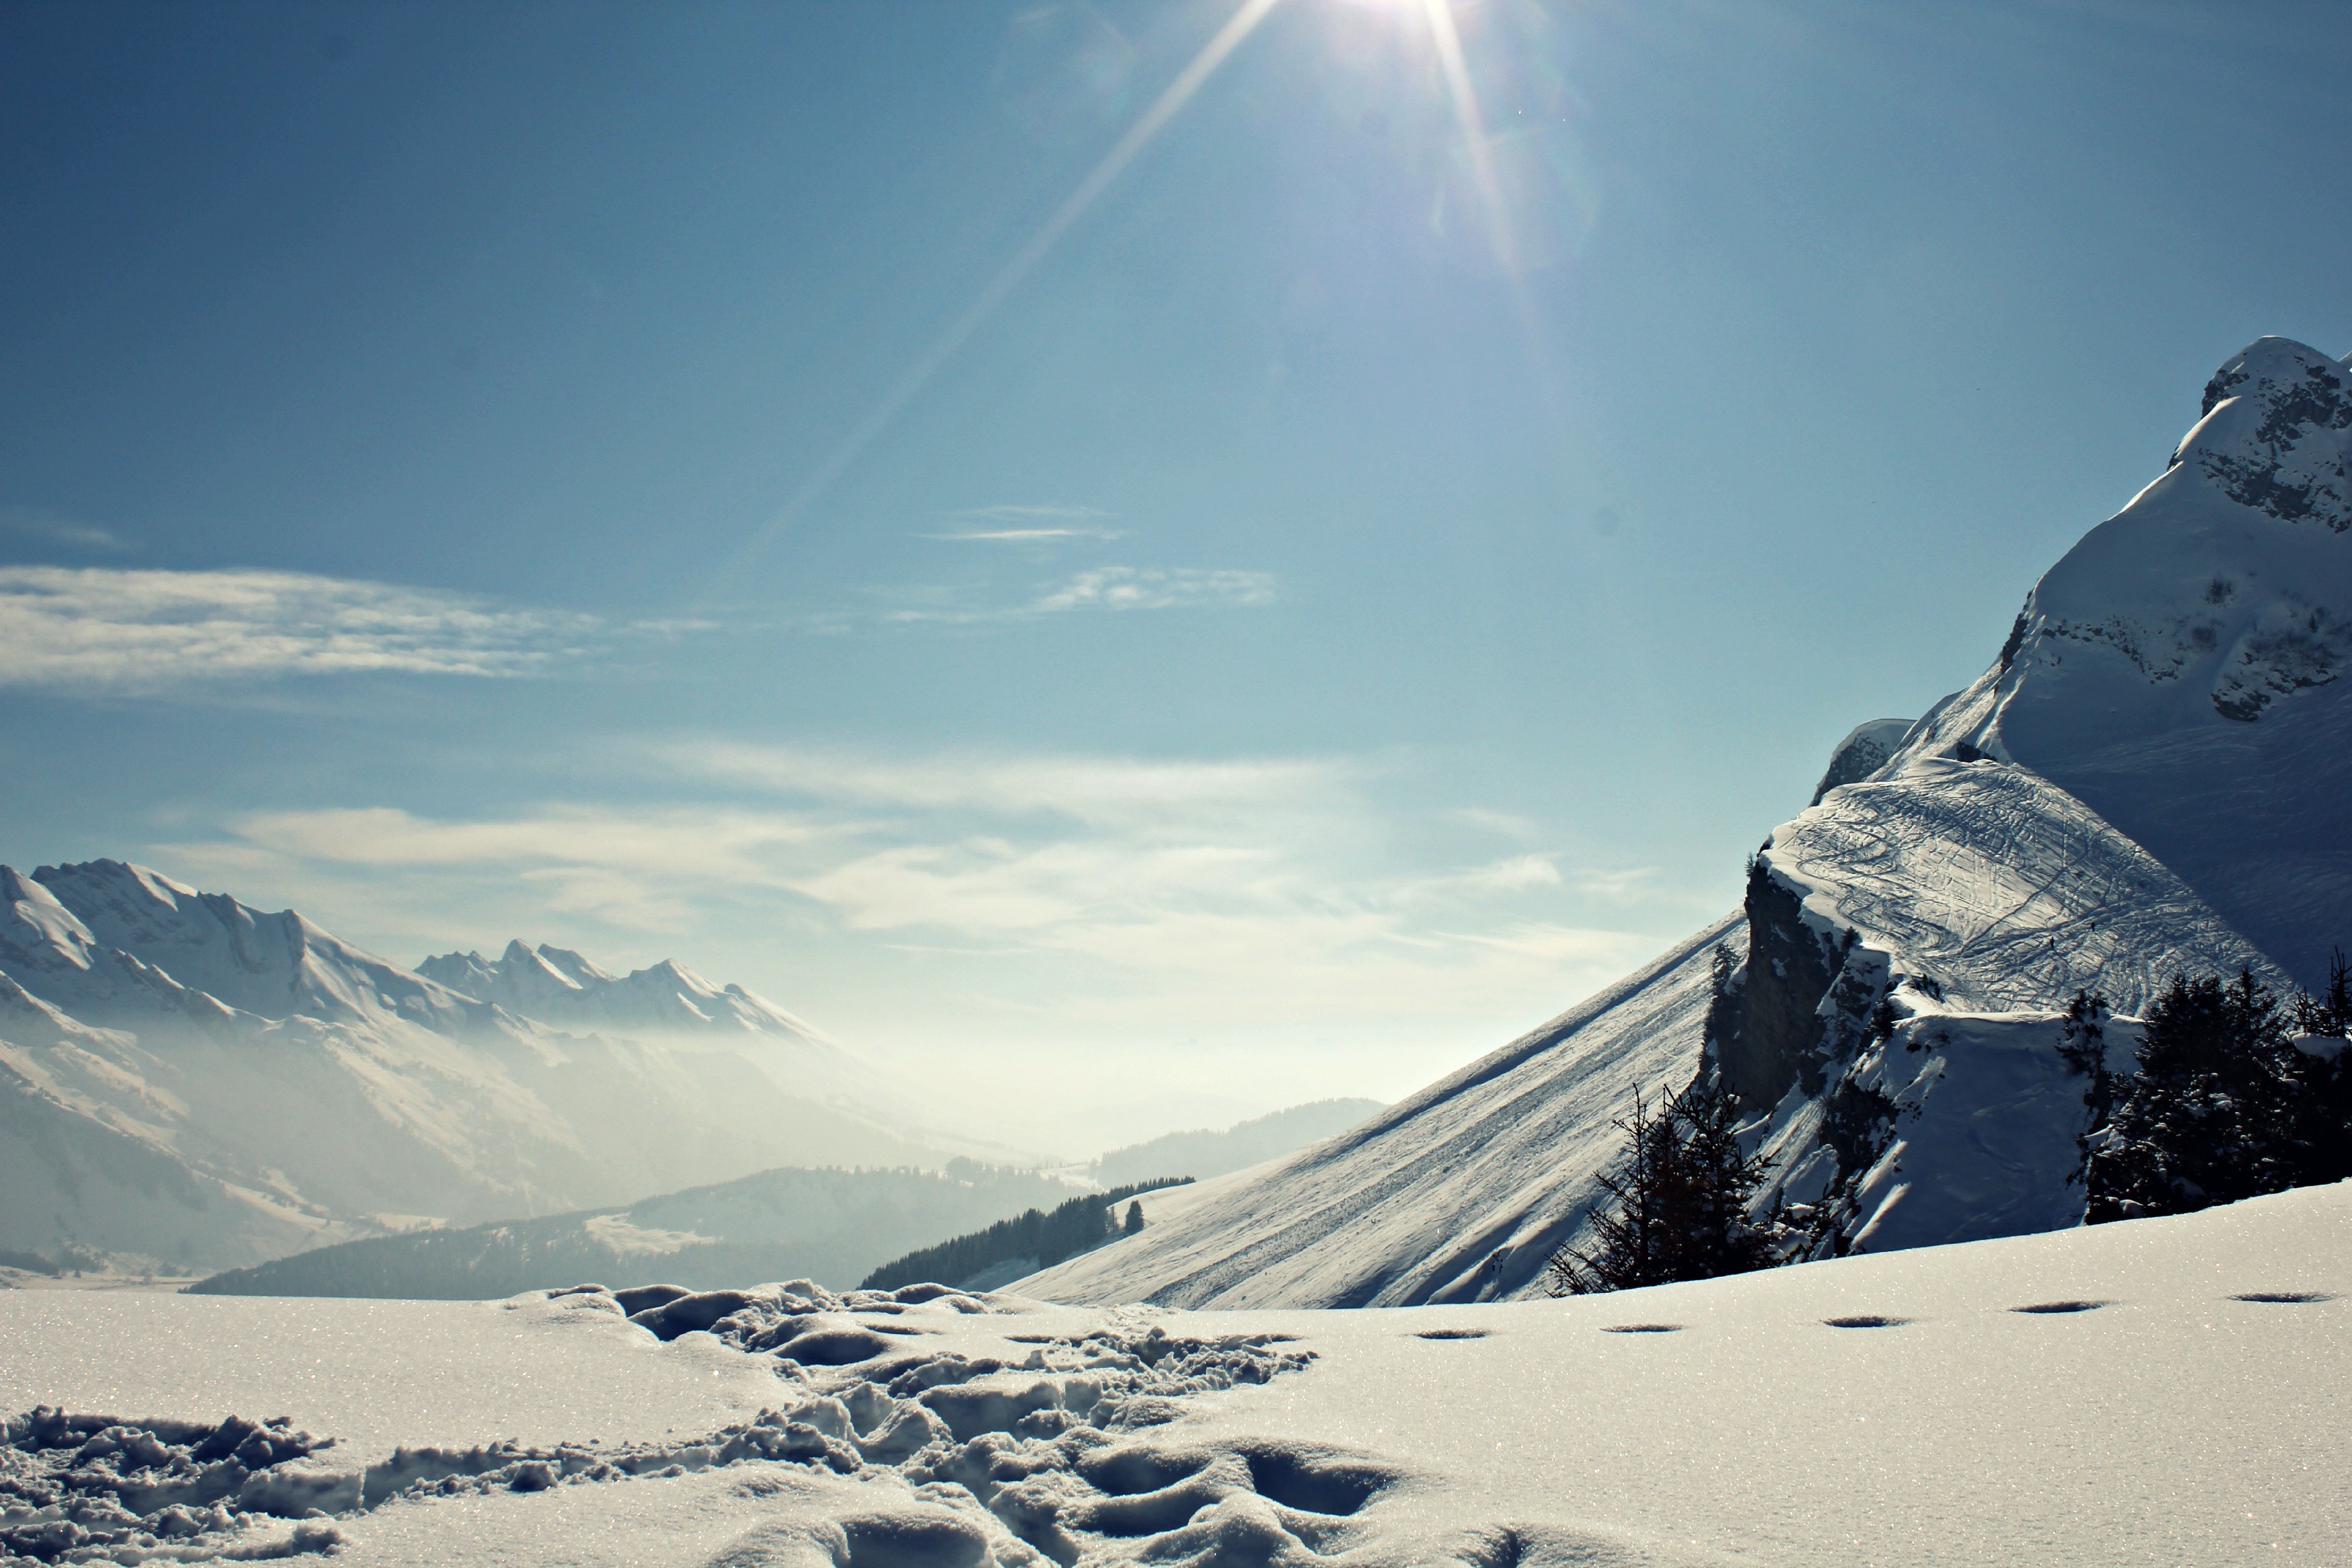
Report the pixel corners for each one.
[1087,1099,1382,1190]
[1020,335,2352,1309]
[415,940,824,1039]
[0,859,939,1273]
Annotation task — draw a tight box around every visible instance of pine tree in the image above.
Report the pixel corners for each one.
[2087,969,2301,1220]
[2287,948,2352,1187]
[1545,1078,1774,1295]
[1123,1201,1144,1235]
[2292,948,2351,1038]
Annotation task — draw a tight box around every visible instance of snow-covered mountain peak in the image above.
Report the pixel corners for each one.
[1866,337,2352,985]
[1809,718,1913,806]
[2174,335,2352,532]
[24,858,485,1031]
[1020,340,2351,1311]
[528,942,615,987]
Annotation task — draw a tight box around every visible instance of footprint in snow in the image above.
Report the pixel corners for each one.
[1822,1315,1910,1329]
[2010,1300,2108,1314]
[2229,1291,2336,1304]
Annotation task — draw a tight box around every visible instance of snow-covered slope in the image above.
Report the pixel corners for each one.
[6,1182,2347,1565]
[0,862,934,1272]
[1021,918,1735,1309]
[1021,337,2348,1309]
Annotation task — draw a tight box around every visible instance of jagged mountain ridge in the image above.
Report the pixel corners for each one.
[1018,335,2351,1310]
[416,939,824,1041]
[0,859,932,1272]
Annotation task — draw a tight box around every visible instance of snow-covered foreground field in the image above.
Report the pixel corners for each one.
[7,1185,2348,1567]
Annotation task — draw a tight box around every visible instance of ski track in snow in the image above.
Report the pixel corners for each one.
[1767,757,2282,1015]
[5,1186,2351,1565]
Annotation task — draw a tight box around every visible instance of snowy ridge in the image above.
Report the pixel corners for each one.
[0,861,930,1272]
[417,941,827,1043]
[1760,759,2279,1015]
[1021,337,2349,1308]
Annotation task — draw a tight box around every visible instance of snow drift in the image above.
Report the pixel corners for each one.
[1021,336,2352,1309]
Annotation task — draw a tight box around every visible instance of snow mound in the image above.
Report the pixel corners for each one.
[1807,717,1911,805]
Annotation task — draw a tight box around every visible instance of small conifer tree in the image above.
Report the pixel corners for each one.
[1546,1078,1773,1295]
[1124,1200,1145,1235]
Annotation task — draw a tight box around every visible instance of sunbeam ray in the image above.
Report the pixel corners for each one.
[1421,0,1521,276]
[706,0,1288,600]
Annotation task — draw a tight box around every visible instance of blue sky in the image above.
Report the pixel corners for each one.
[4,0,2348,1148]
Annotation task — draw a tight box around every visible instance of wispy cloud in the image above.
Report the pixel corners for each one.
[0,566,595,691]
[164,743,1656,1025]
[923,505,1123,544]
[676,742,1338,824]
[1,506,133,553]
[928,527,1126,543]
[1032,566,1274,612]
[878,565,1276,624]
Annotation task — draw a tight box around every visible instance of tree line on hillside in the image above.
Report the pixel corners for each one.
[1549,948,2352,1296]
[858,1177,1190,1292]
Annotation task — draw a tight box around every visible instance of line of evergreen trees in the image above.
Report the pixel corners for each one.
[2076,950,2352,1221]
[1550,949,2352,1295]
[856,1177,1189,1292]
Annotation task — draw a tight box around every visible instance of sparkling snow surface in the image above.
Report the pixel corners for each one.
[6,1185,2348,1565]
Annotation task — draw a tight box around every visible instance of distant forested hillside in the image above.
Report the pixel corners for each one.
[858,1177,1192,1292]
[188,1162,1087,1299]
[1089,1099,1381,1189]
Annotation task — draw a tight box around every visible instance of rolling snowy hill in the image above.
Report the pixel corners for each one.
[0,861,936,1273]
[1019,336,2351,1310]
